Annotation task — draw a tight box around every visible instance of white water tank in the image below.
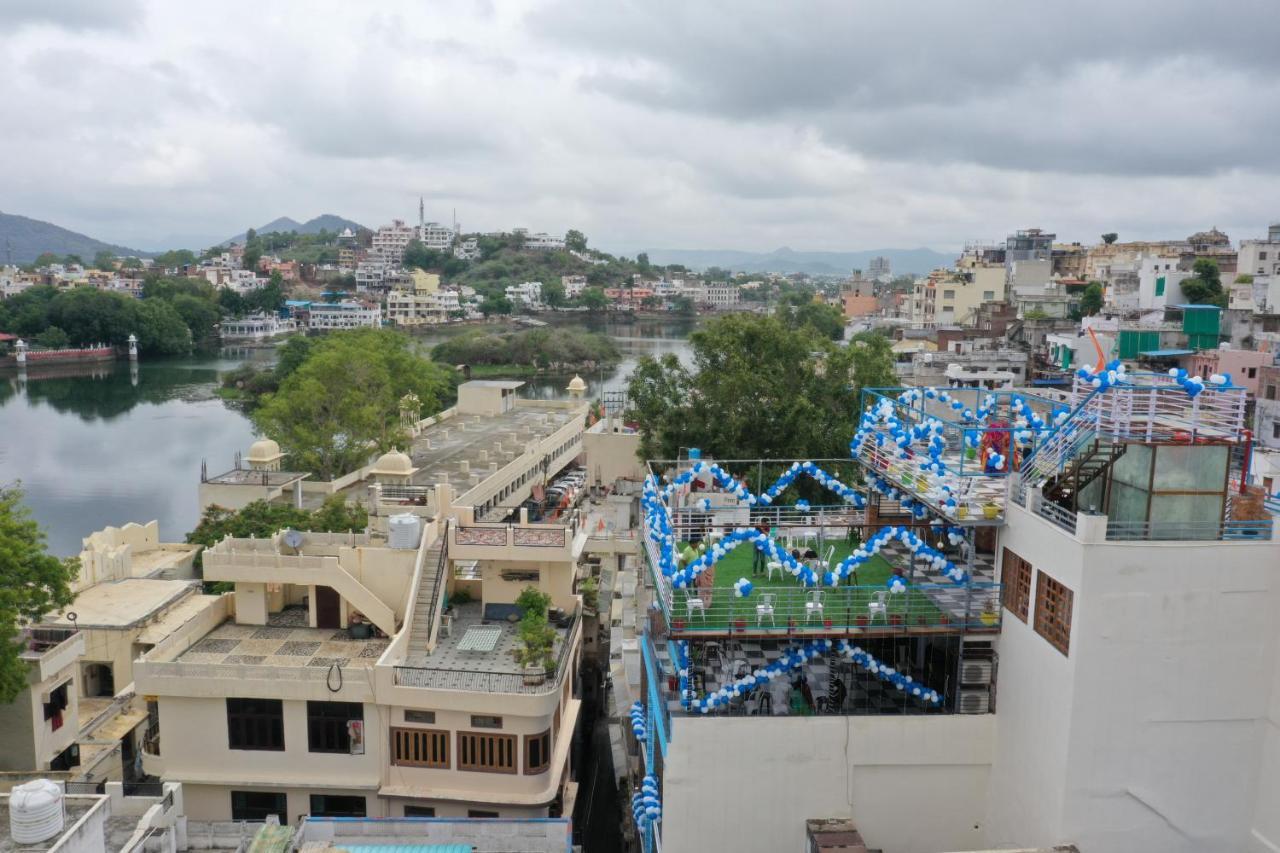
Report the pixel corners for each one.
[388,513,422,549]
[9,779,64,844]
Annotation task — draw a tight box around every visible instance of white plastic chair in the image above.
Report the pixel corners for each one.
[686,592,706,621]
[756,593,776,626]
[868,590,889,623]
[823,545,836,570]
[766,560,782,581]
[804,590,825,623]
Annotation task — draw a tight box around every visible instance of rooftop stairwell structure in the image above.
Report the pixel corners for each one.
[407,520,449,659]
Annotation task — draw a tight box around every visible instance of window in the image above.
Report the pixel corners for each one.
[1155,276,1165,297]
[1034,571,1074,656]
[391,727,450,768]
[1001,549,1032,623]
[404,806,436,817]
[227,698,284,751]
[1273,422,1280,440]
[43,681,70,730]
[468,810,500,818]
[1266,385,1277,401]
[470,715,503,729]
[404,709,436,725]
[307,701,363,753]
[1247,367,1258,378]
[525,730,552,775]
[232,791,287,823]
[309,795,366,818]
[942,290,955,300]
[1261,251,1269,260]
[983,291,995,301]
[457,731,517,774]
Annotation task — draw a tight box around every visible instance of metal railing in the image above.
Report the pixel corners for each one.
[1032,494,1078,534]
[421,520,450,647]
[666,583,1002,635]
[395,607,579,693]
[65,780,106,795]
[1106,518,1273,542]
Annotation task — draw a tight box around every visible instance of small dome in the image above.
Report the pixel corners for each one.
[246,438,281,462]
[567,375,587,393]
[374,449,414,474]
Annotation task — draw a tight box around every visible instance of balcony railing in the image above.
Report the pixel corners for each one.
[19,626,79,658]
[1105,518,1273,541]
[665,583,1002,636]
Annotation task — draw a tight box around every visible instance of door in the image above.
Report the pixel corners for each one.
[315,586,341,629]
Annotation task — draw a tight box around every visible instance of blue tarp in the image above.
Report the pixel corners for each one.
[1138,349,1194,357]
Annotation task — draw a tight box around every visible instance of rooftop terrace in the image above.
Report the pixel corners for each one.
[401,406,578,489]
[44,578,198,629]
[173,607,389,670]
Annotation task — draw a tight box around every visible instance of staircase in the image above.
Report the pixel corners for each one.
[1021,389,1103,487]
[407,523,449,659]
[1042,440,1127,512]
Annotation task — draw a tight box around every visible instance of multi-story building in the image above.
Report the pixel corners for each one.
[1051,242,1087,279]
[630,372,1279,853]
[338,247,357,270]
[1259,365,1280,452]
[0,626,85,773]
[1238,223,1280,312]
[561,275,587,299]
[355,262,390,293]
[839,272,877,319]
[419,222,456,251]
[454,237,481,261]
[137,382,591,823]
[505,281,543,309]
[308,301,382,330]
[524,233,565,251]
[385,289,461,326]
[371,220,416,263]
[867,255,891,282]
[220,313,298,341]
[1005,227,1054,265]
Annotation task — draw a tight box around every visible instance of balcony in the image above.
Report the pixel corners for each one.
[448,519,580,562]
[1014,485,1274,543]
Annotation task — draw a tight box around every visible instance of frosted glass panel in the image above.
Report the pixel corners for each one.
[1111,444,1152,489]
[1153,445,1227,492]
[1109,482,1148,524]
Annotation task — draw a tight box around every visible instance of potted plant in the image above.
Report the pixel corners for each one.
[856,614,869,627]
[516,586,557,685]
[733,616,747,630]
[823,617,834,630]
[890,614,903,626]
[982,502,1000,520]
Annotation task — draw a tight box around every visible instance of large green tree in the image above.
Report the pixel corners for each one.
[252,329,455,479]
[1079,281,1104,316]
[626,314,894,461]
[777,299,845,340]
[0,486,79,703]
[1181,258,1227,307]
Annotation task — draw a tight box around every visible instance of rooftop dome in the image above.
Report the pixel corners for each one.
[246,438,282,462]
[567,375,587,393]
[373,449,414,475]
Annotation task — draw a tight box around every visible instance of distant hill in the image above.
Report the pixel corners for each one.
[0,211,149,265]
[640,246,955,277]
[223,214,365,245]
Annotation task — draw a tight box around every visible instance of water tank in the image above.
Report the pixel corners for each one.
[9,779,64,844]
[388,513,422,549]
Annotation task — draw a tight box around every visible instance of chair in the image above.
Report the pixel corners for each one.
[868,590,889,623]
[804,590,825,623]
[766,560,782,581]
[756,593,776,626]
[823,545,836,570]
[686,592,706,621]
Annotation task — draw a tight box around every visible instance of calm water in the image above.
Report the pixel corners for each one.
[0,319,695,555]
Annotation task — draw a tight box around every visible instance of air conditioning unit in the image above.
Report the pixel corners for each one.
[959,688,990,714]
[960,659,993,685]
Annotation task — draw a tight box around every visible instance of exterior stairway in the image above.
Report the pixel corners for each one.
[1042,439,1127,512]
[407,523,449,659]
[1021,388,1104,487]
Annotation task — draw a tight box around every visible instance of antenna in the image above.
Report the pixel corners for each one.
[419,196,425,230]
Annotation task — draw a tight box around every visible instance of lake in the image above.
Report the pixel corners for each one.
[0,317,695,555]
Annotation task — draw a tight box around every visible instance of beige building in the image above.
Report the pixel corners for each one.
[912,264,1001,329]
[0,627,85,774]
[136,382,592,823]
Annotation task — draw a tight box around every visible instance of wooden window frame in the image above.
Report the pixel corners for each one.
[524,729,552,775]
[391,727,450,769]
[1001,548,1033,623]
[226,698,285,752]
[456,730,518,774]
[307,701,363,754]
[1033,570,1074,656]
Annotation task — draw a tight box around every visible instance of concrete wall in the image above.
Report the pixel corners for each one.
[583,423,645,485]
[987,504,1280,853]
[661,714,994,853]
[0,653,83,771]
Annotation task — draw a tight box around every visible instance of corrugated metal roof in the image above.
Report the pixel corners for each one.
[1139,348,1194,356]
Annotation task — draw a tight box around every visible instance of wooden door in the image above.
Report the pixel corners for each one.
[315,586,341,629]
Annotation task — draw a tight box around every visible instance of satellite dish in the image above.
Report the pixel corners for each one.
[282,530,304,550]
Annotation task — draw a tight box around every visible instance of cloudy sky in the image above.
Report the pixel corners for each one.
[2,0,1278,254]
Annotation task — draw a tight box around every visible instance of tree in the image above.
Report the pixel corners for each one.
[247,273,286,314]
[135,299,193,355]
[542,280,566,308]
[777,300,845,340]
[637,252,651,273]
[171,294,222,342]
[479,294,513,317]
[565,230,587,252]
[578,287,609,312]
[33,252,59,269]
[34,327,69,349]
[1235,274,1254,285]
[153,249,196,268]
[93,250,117,271]
[0,486,79,703]
[1181,258,1227,308]
[671,295,696,316]
[218,286,246,316]
[186,495,366,550]
[1079,281,1104,316]
[252,329,454,479]
[1101,233,1119,245]
[625,313,894,462]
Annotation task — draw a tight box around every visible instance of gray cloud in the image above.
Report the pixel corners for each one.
[0,0,142,31]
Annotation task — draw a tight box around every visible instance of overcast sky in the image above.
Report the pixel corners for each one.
[2,0,1278,254]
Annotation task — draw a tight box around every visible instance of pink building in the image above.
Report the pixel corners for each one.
[1184,348,1274,396]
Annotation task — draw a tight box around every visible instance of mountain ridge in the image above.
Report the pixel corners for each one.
[0,211,150,265]
[223,213,365,246]
[639,246,954,276]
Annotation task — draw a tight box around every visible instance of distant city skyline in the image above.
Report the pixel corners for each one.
[2,1,1278,254]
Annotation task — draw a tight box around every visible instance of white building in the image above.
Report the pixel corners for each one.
[419,222,456,251]
[308,301,382,330]
[505,281,543,308]
[1135,254,1190,311]
[371,220,416,263]
[454,237,481,260]
[355,261,391,292]
[1238,223,1280,312]
[221,313,298,340]
[525,232,566,251]
[385,289,461,326]
[868,255,891,282]
[561,275,587,299]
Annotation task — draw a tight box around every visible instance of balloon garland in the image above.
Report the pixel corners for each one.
[1166,366,1232,398]
[632,773,661,827]
[629,701,648,742]
[670,637,941,713]
[662,459,867,509]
